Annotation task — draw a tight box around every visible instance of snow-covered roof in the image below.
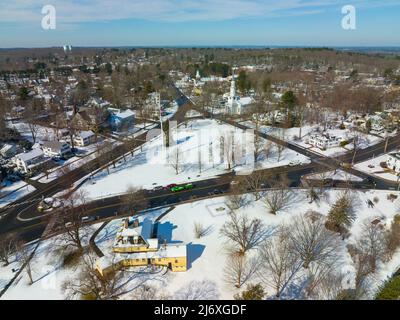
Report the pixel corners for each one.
[0,144,15,153]
[16,149,44,162]
[120,228,140,238]
[238,97,253,106]
[76,130,94,139]
[42,141,68,151]
[111,109,135,119]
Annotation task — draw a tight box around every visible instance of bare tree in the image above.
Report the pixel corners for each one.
[357,221,388,273]
[131,284,170,300]
[123,185,148,212]
[16,241,36,285]
[275,129,286,162]
[310,268,346,300]
[23,102,41,144]
[241,171,269,201]
[58,189,91,253]
[221,131,236,170]
[169,145,181,175]
[347,245,375,299]
[174,280,219,300]
[96,140,114,174]
[224,251,258,288]
[264,140,273,160]
[193,222,208,239]
[302,258,343,299]
[385,215,400,259]
[220,212,266,255]
[62,253,131,300]
[0,233,17,266]
[288,215,340,269]
[226,181,248,210]
[262,174,293,215]
[257,227,301,298]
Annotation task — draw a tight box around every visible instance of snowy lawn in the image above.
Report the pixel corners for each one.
[354,153,400,183]
[0,182,36,209]
[79,119,310,200]
[307,169,364,182]
[2,189,400,300]
[240,120,383,158]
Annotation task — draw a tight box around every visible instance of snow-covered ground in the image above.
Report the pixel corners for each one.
[0,181,36,209]
[354,154,400,183]
[2,189,400,300]
[9,122,58,143]
[31,139,120,184]
[307,169,364,182]
[240,121,383,158]
[78,119,310,199]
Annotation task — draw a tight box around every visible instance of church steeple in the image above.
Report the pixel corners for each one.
[230,70,236,99]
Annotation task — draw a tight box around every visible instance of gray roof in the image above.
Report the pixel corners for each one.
[16,148,44,162]
[42,141,67,151]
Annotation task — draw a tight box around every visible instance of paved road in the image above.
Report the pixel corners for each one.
[1,161,380,244]
[183,87,400,190]
[0,94,194,240]
[2,85,398,243]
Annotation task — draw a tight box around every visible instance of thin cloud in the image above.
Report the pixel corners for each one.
[0,0,399,24]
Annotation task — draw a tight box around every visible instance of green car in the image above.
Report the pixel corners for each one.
[170,184,194,192]
[171,185,185,192]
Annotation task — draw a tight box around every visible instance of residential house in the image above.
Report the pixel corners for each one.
[108,108,135,132]
[0,144,20,158]
[96,217,187,276]
[73,131,96,147]
[13,149,46,173]
[42,141,71,158]
[308,133,344,150]
[70,107,109,132]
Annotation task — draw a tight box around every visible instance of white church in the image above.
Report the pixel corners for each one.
[224,71,254,115]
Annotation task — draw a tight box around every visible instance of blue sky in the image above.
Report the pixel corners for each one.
[0,0,399,48]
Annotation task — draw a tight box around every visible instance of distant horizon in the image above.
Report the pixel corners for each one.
[1,45,400,50]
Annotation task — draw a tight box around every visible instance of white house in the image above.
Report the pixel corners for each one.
[73,131,96,147]
[13,149,46,173]
[42,141,71,158]
[0,144,19,158]
[387,152,400,174]
[308,133,344,150]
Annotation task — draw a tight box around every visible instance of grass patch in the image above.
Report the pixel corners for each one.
[376,275,400,300]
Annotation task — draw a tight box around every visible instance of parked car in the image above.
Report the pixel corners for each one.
[170,183,195,192]
[165,183,177,190]
[171,185,185,192]
[82,216,95,223]
[288,160,301,167]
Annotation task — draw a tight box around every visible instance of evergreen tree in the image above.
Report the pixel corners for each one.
[234,284,265,300]
[326,192,355,234]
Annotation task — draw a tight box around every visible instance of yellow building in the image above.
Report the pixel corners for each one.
[96,217,187,276]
